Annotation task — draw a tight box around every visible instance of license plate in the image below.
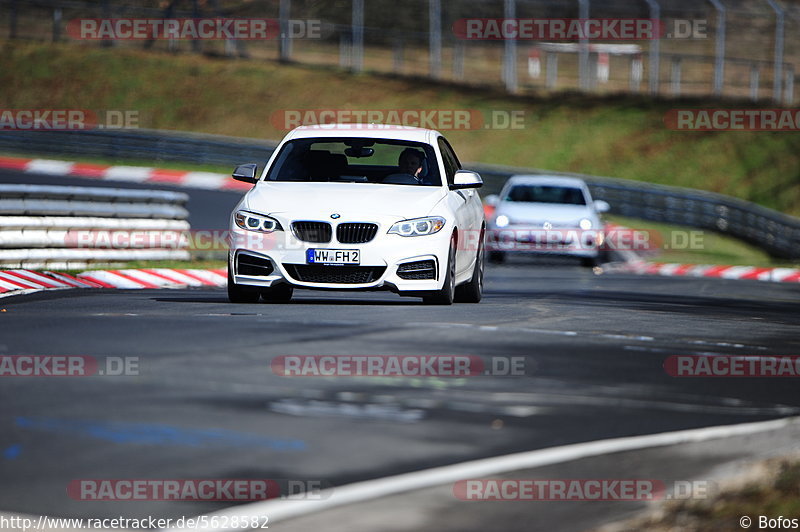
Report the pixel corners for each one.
[307,249,360,265]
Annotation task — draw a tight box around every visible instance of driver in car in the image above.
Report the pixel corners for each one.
[384,148,425,184]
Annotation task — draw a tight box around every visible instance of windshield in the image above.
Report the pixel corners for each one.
[265,138,442,186]
[504,185,587,205]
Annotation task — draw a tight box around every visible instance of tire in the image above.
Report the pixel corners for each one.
[422,237,456,305]
[227,264,260,303]
[580,256,599,268]
[260,283,293,303]
[455,229,484,303]
[488,251,505,264]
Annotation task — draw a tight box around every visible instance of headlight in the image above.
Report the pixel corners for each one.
[388,216,446,237]
[579,218,593,230]
[234,211,283,233]
[495,215,510,228]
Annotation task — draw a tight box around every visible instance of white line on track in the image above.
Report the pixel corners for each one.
[164,416,799,531]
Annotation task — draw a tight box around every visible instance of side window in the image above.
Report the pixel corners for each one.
[437,137,460,186]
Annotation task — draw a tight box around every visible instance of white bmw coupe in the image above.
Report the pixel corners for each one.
[227,124,485,305]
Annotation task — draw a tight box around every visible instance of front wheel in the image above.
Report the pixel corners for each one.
[422,238,455,305]
[455,230,484,303]
[260,283,293,303]
[227,265,260,303]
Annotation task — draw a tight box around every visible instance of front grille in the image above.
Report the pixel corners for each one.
[397,259,436,280]
[337,223,378,244]
[237,254,274,276]
[284,264,386,284]
[292,221,332,243]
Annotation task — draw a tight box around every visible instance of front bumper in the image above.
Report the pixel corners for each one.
[486,226,603,258]
[229,225,449,292]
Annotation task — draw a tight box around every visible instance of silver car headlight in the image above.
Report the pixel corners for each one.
[234,210,283,233]
[579,218,593,230]
[494,215,510,228]
[388,216,446,237]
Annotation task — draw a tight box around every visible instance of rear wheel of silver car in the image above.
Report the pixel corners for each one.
[422,237,455,305]
[227,264,260,304]
[455,229,484,303]
[488,251,505,264]
[260,283,293,303]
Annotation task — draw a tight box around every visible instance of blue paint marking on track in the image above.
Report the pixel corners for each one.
[15,417,305,451]
[3,444,22,459]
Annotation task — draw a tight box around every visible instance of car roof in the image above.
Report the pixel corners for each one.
[285,124,440,143]
[505,175,589,188]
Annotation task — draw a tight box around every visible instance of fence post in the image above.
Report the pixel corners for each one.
[352,0,364,72]
[279,0,292,62]
[671,56,681,96]
[10,0,18,39]
[393,38,404,74]
[630,53,643,92]
[708,0,726,97]
[765,0,784,103]
[52,7,62,42]
[503,0,517,93]
[191,0,201,53]
[101,0,113,47]
[546,52,558,89]
[750,65,760,101]
[429,0,442,79]
[578,0,590,91]
[453,40,465,80]
[340,33,352,68]
[644,0,660,95]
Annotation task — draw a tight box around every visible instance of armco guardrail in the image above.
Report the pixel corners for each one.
[0,129,277,167]
[1,129,798,260]
[0,185,191,268]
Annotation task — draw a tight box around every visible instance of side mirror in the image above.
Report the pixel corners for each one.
[484,194,500,207]
[593,199,610,213]
[232,163,258,184]
[450,170,483,190]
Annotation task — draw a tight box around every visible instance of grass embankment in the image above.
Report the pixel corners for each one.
[1,40,798,267]
[615,460,800,532]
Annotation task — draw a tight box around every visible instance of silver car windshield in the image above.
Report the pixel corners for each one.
[504,185,587,205]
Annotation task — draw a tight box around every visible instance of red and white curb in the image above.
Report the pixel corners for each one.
[0,268,226,298]
[0,155,250,191]
[623,262,800,283]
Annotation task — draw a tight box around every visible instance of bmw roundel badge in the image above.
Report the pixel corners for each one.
[331,213,341,219]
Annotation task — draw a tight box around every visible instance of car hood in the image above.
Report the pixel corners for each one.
[244,181,446,219]
[496,202,596,224]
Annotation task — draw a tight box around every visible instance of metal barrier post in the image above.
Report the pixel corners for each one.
[709,0,726,97]
[765,0,784,103]
[429,0,442,79]
[671,56,681,96]
[644,0,661,95]
[279,0,292,62]
[352,0,364,72]
[578,0,590,91]
[750,65,760,101]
